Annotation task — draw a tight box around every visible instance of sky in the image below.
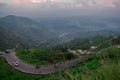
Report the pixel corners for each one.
[0,0,120,18]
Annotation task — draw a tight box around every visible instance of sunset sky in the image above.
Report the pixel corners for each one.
[0,0,120,18]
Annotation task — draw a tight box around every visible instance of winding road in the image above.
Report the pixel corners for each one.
[0,46,119,75]
[0,51,88,75]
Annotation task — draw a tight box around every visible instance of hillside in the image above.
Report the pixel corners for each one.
[0,15,120,50]
[0,47,120,80]
[15,48,78,66]
[0,15,55,40]
[56,36,120,53]
[0,26,34,49]
[0,15,59,49]
[0,35,120,80]
[36,17,120,38]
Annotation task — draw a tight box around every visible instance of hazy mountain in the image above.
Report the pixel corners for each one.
[0,15,120,49]
[0,25,35,49]
[0,15,56,41]
[35,16,120,36]
[0,15,59,49]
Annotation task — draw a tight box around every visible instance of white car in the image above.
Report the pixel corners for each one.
[5,50,10,53]
[0,52,2,55]
[14,61,19,67]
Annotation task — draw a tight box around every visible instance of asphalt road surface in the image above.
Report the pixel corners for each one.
[1,51,88,75]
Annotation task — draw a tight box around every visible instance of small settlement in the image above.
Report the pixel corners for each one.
[67,46,97,56]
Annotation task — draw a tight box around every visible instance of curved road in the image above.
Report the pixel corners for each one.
[0,46,118,75]
[0,51,88,75]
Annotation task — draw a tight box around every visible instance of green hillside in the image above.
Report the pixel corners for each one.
[0,15,59,49]
[0,36,120,80]
[0,26,34,49]
[15,48,78,66]
[0,47,120,80]
[58,36,120,51]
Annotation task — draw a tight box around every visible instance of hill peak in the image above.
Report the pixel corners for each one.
[6,15,17,18]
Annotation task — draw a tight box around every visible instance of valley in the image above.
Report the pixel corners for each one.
[0,15,120,50]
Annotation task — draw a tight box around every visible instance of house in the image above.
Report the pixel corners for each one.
[90,46,97,50]
[117,46,120,48]
[68,49,78,55]
[70,50,77,55]
[77,50,88,55]
[68,49,93,56]
[86,51,93,55]
[113,36,118,39]
[67,49,71,52]
[77,50,85,55]
[77,50,83,54]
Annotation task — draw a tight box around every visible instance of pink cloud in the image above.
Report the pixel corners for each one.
[12,0,119,9]
[93,0,116,8]
[13,0,47,4]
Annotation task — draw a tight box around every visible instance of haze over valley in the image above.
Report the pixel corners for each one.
[0,15,120,49]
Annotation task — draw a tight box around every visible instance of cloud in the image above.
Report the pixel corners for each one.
[41,0,116,8]
[1,0,119,9]
[92,0,116,8]
[0,0,120,18]
[0,0,120,8]
[0,3,7,7]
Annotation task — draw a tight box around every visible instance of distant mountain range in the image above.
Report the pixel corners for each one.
[0,15,57,49]
[36,16,120,35]
[35,16,120,38]
[0,15,120,49]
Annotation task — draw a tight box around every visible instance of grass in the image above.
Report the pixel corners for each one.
[0,48,120,80]
[59,36,111,51]
[15,48,78,66]
[64,36,119,52]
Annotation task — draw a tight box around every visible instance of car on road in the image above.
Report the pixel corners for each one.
[5,50,10,53]
[14,61,19,67]
[54,64,59,68]
[0,52,2,55]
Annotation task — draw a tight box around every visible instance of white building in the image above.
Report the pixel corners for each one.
[90,46,97,50]
[117,46,120,48]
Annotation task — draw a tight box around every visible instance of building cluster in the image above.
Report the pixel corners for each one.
[67,46,97,56]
